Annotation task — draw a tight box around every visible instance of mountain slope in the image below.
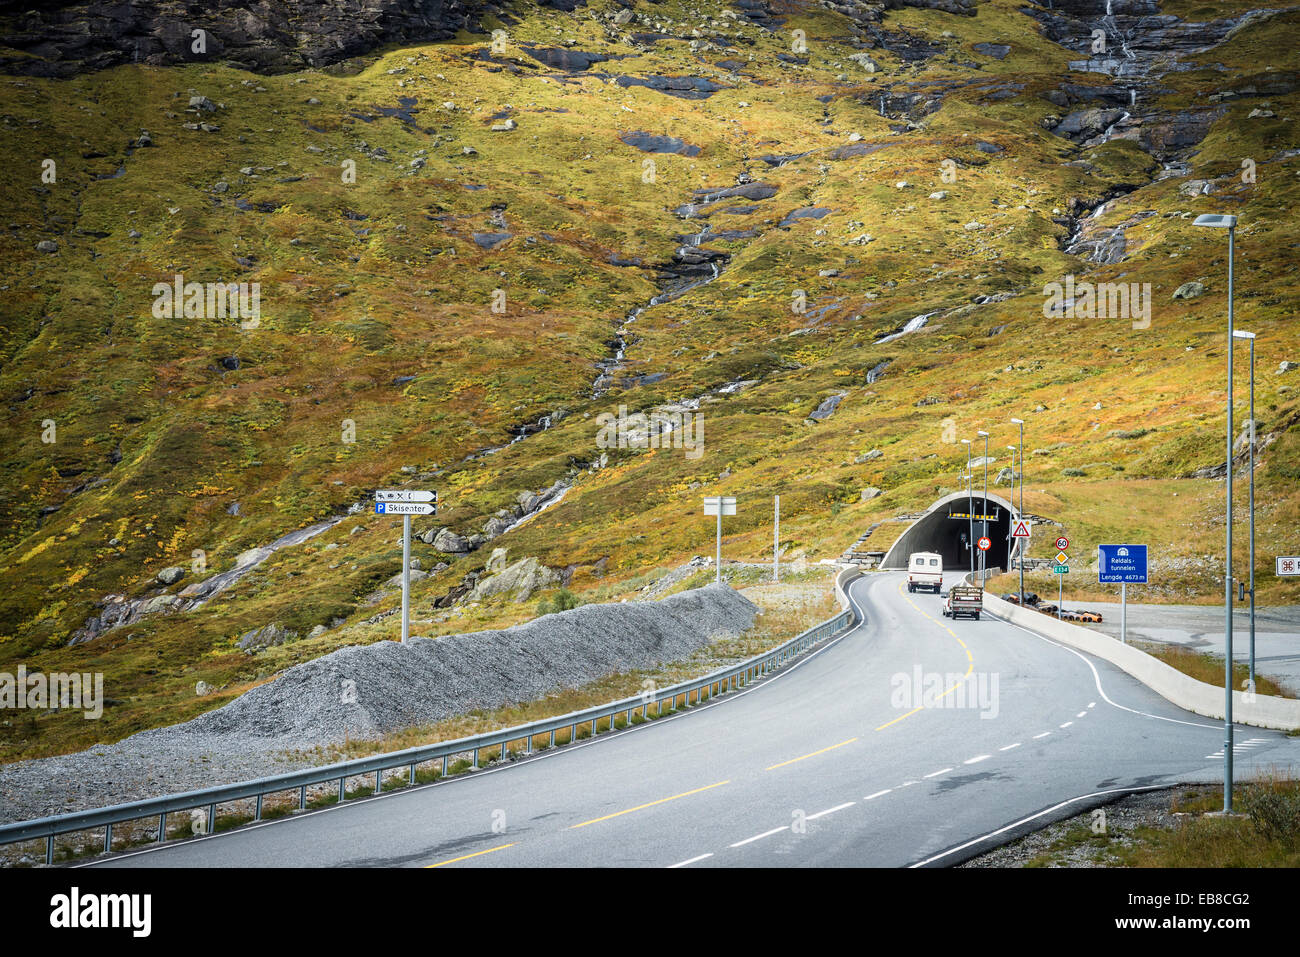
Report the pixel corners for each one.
[1,0,1298,759]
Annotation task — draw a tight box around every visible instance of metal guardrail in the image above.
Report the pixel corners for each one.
[0,573,861,864]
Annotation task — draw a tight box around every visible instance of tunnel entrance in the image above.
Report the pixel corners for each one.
[880,491,1019,575]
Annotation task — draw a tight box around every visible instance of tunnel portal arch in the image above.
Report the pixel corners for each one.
[880,491,1021,574]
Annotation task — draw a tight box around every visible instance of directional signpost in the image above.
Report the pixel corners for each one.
[375,489,437,643]
[703,496,737,585]
[1099,544,1147,644]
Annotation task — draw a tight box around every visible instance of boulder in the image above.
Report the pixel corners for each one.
[432,528,469,553]
[156,566,186,586]
[485,547,509,573]
[1172,281,1205,300]
[237,623,296,653]
[860,487,882,502]
[470,557,560,603]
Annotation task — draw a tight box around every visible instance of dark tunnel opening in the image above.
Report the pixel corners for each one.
[881,493,1018,574]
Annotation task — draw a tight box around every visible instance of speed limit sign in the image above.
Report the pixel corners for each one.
[1055,536,1070,551]
[977,537,991,551]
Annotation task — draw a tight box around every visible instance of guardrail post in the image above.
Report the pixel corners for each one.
[409,763,417,785]
[374,770,382,795]
[255,794,263,821]
[158,812,166,843]
[472,748,479,769]
[211,801,219,828]
[570,723,577,743]
[46,835,53,865]
[104,824,112,854]
[338,777,346,803]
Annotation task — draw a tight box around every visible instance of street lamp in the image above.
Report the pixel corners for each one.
[978,429,990,584]
[1007,444,1018,582]
[1233,329,1257,694]
[1193,211,1237,814]
[1011,417,1026,602]
[961,439,974,576]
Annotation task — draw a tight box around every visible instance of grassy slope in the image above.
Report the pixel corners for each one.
[1,0,1298,760]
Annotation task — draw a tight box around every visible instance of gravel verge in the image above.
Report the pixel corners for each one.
[0,584,756,827]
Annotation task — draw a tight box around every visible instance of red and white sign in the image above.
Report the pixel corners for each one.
[977,537,991,551]
[1278,556,1300,577]
[1012,520,1032,539]
[1055,536,1070,551]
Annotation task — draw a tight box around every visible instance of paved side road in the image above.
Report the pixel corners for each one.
[92,574,1300,868]
[1065,601,1300,694]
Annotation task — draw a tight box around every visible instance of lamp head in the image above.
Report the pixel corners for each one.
[977,430,989,437]
[1010,417,1024,425]
[1193,214,1237,229]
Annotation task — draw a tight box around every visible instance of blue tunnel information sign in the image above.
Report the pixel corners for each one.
[1098,544,1148,584]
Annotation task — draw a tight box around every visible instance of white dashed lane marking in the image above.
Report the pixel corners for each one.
[729,826,788,848]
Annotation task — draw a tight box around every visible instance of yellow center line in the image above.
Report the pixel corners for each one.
[876,580,975,731]
[765,736,859,771]
[425,842,515,868]
[569,780,730,829]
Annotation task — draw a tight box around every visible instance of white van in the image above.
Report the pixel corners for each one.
[907,552,943,593]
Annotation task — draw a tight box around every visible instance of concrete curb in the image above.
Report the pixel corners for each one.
[981,589,1300,731]
[834,565,863,612]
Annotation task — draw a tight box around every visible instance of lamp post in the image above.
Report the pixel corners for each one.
[962,439,974,576]
[978,429,989,584]
[1011,417,1026,602]
[1193,212,1237,814]
[1233,329,1257,693]
[1007,444,1019,580]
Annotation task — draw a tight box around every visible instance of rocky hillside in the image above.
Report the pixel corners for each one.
[1,0,1298,759]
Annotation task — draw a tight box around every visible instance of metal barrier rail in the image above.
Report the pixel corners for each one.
[0,572,861,864]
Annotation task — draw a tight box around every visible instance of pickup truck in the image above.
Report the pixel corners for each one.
[943,585,983,620]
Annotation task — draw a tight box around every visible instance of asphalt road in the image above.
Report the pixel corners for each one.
[1066,600,1300,694]
[92,573,1300,868]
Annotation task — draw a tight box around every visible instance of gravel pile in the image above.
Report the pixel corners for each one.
[0,584,756,826]
[179,582,756,744]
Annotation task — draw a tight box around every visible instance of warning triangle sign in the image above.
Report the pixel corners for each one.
[1012,520,1032,538]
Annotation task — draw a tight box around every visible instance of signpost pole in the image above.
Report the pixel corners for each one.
[1058,572,1062,620]
[774,495,780,583]
[401,513,411,643]
[716,507,722,586]
[1121,582,1127,644]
